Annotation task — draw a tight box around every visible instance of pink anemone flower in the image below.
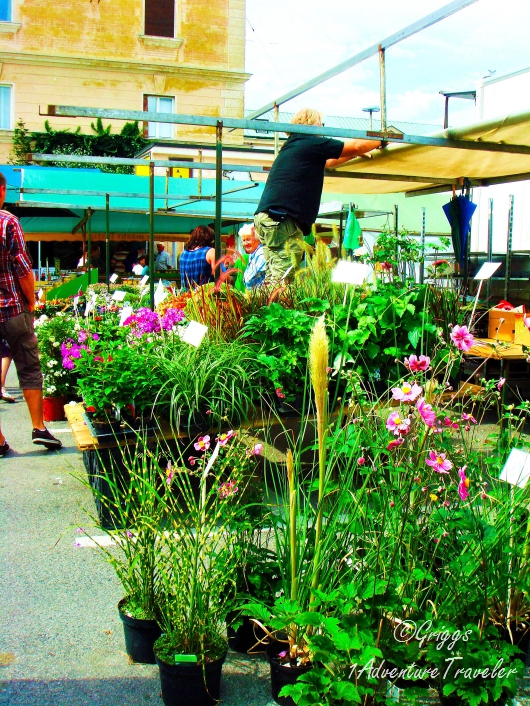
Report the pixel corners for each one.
[425,450,453,474]
[416,397,436,427]
[458,466,470,501]
[497,378,506,390]
[194,435,211,452]
[392,382,422,403]
[386,411,411,436]
[404,355,431,372]
[387,437,405,451]
[450,325,474,352]
[216,430,235,446]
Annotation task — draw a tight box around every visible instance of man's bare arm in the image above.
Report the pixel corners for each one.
[326,139,381,168]
[18,271,36,312]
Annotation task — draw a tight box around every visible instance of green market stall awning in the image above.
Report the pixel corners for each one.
[2,165,266,241]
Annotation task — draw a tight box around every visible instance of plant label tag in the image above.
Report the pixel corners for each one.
[332,260,370,285]
[499,448,530,488]
[154,280,168,307]
[112,290,127,302]
[474,262,502,280]
[119,306,133,326]
[174,654,198,664]
[37,288,44,300]
[140,275,149,286]
[73,296,80,309]
[84,300,93,317]
[182,320,208,347]
[109,273,119,283]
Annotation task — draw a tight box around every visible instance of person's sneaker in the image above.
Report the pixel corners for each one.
[0,441,9,456]
[1,388,16,403]
[32,428,62,450]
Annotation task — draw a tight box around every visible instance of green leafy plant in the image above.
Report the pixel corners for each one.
[34,312,79,397]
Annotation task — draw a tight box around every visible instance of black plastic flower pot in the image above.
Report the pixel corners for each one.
[227,613,267,653]
[118,599,161,664]
[266,641,312,706]
[155,648,227,706]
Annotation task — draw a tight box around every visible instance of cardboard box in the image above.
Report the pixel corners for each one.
[488,307,530,345]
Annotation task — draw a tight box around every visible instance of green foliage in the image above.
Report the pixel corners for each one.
[34,312,79,397]
[10,118,148,173]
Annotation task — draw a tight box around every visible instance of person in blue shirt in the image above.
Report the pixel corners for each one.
[179,226,215,289]
[239,223,266,289]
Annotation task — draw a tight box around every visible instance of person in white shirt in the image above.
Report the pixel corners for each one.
[155,243,172,271]
[239,224,266,289]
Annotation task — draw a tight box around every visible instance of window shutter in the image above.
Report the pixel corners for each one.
[145,0,175,38]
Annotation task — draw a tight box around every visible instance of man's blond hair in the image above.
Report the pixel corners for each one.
[291,108,323,126]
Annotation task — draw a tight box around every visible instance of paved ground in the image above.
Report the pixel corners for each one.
[1,366,530,706]
[0,368,275,706]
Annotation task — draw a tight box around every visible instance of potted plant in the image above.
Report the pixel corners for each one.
[152,431,256,706]
[34,312,79,419]
[76,440,170,662]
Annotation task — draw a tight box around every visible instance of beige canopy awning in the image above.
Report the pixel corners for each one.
[324,110,530,196]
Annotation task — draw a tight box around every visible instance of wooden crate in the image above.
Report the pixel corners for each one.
[488,308,530,345]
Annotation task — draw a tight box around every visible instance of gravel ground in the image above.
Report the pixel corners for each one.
[1,366,529,706]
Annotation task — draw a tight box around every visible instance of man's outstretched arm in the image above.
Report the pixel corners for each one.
[326,139,381,168]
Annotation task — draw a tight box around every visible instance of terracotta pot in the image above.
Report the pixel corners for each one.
[43,395,67,422]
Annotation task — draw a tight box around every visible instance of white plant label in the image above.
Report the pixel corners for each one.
[474,262,502,280]
[182,320,208,347]
[84,300,93,317]
[154,280,168,307]
[37,288,44,300]
[73,295,80,309]
[499,448,530,488]
[119,306,134,326]
[140,275,149,286]
[112,290,127,302]
[332,260,370,286]
[109,273,119,283]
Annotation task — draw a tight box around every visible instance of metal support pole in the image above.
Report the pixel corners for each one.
[37,241,41,277]
[419,207,426,284]
[105,194,110,291]
[444,96,450,129]
[504,195,514,302]
[486,197,493,301]
[165,167,169,211]
[197,149,203,197]
[274,104,280,158]
[87,208,92,277]
[215,121,223,273]
[393,204,398,237]
[149,161,155,310]
[379,46,387,131]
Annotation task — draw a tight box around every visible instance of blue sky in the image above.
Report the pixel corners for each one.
[244,0,530,129]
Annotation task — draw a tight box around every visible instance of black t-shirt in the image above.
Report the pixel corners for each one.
[256,134,343,234]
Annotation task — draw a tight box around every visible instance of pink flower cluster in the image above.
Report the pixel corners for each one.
[61,340,90,370]
[425,450,453,474]
[392,382,422,402]
[123,307,185,336]
[404,355,430,372]
[218,480,239,499]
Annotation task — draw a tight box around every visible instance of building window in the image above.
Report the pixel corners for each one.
[145,95,174,139]
[0,86,11,129]
[145,0,174,38]
[0,0,11,22]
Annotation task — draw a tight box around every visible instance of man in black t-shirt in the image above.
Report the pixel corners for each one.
[254,108,380,284]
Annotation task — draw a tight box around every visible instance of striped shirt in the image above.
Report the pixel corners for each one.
[0,210,33,322]
[243,244,266,289]
[179,247,214,289]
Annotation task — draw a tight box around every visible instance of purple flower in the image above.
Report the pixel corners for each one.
[62,357,75,370]
[78,330,88,344]
[161,308,186,330]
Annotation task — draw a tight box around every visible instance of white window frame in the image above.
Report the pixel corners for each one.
[145,95,175,140]
[0,84,13,131]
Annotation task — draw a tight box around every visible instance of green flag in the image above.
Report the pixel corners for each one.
[343,209,361,250]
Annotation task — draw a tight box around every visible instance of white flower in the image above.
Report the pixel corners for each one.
[53,342,60,347]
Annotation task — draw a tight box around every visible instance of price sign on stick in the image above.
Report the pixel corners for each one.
[119,306,133,326]
[37,288,44,301]
[182,321,208,347]
[499,448,530,488]
[109,273,119,284]
[332,261,370,286]
[140,275,149,286]
[154,280,168,308]
[474,262,502,280]
[73,296,80,310]
[112,290,127,302]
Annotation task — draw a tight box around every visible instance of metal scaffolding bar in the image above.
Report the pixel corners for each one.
[245,0,478,119]
[42,106,530,155]
[149,162,155,309]
[215,121,223,268]
[486,197,493,301]
[504,195,514,302]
